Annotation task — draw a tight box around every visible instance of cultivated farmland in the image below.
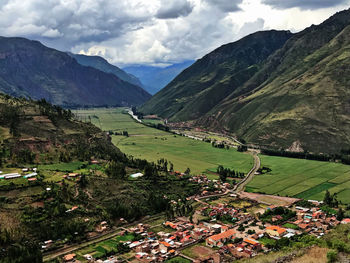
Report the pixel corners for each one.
[75,108,253,175]
[247,155,350,204]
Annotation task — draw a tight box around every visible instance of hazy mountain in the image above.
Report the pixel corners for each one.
[123,61,194,94]
[68,53,143,88]
[140,9,350,153]
[0,37,151,107]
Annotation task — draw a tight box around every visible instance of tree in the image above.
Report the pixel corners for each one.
[184,167,191,175]
[336,208,344,221]
[106,161,126,179]
[219,173,227,182]
[324,190,332,205]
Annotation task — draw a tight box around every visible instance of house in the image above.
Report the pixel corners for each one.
[28,178,37,182]
[3,173,21,179]
[243,238,262,251]
[266,226,286,237]
[159,241,172,252]
[63,253,76,262]
[341,218,350,224]
[24,172,37,178]
[206,229,236,247]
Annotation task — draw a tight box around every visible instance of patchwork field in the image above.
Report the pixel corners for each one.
[247,155,350,204]
[75,108,350,204]
[75,108,253,175]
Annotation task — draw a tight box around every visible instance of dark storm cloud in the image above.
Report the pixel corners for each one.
[262,0,349,10]
[156,0,194,19]
[203,0,243,12]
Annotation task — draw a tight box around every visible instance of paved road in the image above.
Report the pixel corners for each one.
[233,151,260,193]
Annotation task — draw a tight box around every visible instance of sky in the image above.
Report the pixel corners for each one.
[0,0,349,67]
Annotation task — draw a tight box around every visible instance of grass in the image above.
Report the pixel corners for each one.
[76,234,134,260]
[166,256,192,263]
[247,155,350,204]
[75,108,253,174]
[38,161,87,172]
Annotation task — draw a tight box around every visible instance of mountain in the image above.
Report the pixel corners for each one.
[68,53,143,88]
[140,9,350,154]
[141,30,293,118]
[0,37,151,107]
[123,61,194,94]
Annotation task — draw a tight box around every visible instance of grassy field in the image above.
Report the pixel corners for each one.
[75,234,134,261]
[75,108,253,175]
[247,155,350,204]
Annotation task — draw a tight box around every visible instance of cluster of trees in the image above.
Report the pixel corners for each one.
[323,190,339,208]
[166,198,193,220]
[259,206,296,224]
[237,145,248,152]
[37,98,73,123]
[105,160,126,179]
[0,104,20,136]
[211,141,229,149]
[217,165,245,182]
[131,106,143,119]
[156,158,173,173]
[261,148,350,165]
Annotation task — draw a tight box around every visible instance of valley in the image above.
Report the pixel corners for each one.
[0,4,349,263]
[76,108,350,204]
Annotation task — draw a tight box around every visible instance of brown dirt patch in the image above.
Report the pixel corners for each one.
[290,247,328,263]
[192,246,215,259]
[239,192,300,206]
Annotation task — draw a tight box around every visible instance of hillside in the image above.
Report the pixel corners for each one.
[0,37,151,107]
[140,9,350,153]
[68,53,143,88]
[123,61,194,94]
[0,94,123,165]
[140,30,293,119]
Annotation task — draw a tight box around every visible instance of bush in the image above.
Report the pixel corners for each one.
[327,250,338,263]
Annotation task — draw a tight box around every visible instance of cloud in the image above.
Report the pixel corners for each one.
[262,0,349,10]
[203,0,243,12]
[0,0,349,66]
[156,0,194,19]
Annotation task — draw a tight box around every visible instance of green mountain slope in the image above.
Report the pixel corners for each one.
[140,30,293,120]
[68,53,143,88]
[0,37,150,107]
[141,9,350,153]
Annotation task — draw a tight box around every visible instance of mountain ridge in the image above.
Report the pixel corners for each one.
[68,53,143,88]
[140,9,350,153]
[0,36,151,107]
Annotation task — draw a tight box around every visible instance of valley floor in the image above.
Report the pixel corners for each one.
[76,107,350,205]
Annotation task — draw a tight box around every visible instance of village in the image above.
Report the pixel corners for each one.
[55,173,350,263]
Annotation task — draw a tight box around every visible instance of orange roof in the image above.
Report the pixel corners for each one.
[342,218,350,223]
[207,229,236,241]
[266,226,286,234]
[63,253,76,261]
[28,178,37,181]
[169,249,175,253]
[165,221,177,229]
[244,238,259,246]
[159,241,171,247]
[71,206,78,210]
[298,223,309,229]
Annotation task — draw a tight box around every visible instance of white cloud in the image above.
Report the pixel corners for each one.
[0,0,349,66]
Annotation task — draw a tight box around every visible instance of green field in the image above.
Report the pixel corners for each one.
[75,108,253,175]
[75,108,350,204]
[247,155,350,203]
